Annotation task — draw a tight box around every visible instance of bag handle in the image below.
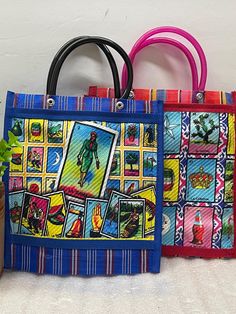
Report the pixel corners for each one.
[122,26,207,91]
[47,36,133,99]
[122,37,199,90]
[47,36,121,98]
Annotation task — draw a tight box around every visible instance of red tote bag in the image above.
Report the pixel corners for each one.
[88,27,236,259]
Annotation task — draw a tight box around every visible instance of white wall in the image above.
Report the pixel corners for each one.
[1,0,236,129]
[1,1,236,128]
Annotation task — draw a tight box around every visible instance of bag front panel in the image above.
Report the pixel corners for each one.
[4,92,163,275]
[88,87,236,258]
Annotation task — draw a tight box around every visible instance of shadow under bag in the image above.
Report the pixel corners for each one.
[3,37,164,275]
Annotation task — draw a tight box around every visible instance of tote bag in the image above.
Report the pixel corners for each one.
[3,37,164,275]
[88,27,236,259]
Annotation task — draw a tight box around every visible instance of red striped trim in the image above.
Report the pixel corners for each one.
[165,90,179,103]
[96,88,111,98]
[204,91,221,104]
[133,89,150,101]
[88,86,98,97]
[180,90,192,104]
[108,88,115,98]
[87,87,235,105]
[232,91,236,104]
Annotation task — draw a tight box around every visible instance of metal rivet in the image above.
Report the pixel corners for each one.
[196,92,204,101]
[116,101,124,110]
[129,90,135,99]
[47,98,55,107]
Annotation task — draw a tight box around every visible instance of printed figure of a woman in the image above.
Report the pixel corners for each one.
[77,132,100,187]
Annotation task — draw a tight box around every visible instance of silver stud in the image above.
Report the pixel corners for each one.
[129,90,135,99]
[116,101,124,110]
[196,92,204,101]
[47,98,55,107]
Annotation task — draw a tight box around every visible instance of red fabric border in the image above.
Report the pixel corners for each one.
[162,245,236,258]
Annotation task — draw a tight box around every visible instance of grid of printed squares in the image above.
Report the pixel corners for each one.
[8,119,158,240]
[101,122,158,197]
[162,111,235,249]
[9,120,158,195]
[9,118,72,194]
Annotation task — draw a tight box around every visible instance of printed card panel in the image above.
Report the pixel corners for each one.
[163,111,235,250]
[8,119,158,241]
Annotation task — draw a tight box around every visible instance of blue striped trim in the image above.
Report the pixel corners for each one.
[10,245,154,276]
[7,92,159,114]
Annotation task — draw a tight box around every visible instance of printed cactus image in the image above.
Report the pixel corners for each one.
[192,114,219,144]
[189,113,220,154]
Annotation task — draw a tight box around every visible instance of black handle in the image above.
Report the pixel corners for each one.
[47,36,133,99]
[47,36,121,98]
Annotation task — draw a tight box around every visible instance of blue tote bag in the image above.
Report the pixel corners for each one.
[3,37,164,276]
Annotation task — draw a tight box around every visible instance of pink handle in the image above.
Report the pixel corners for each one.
[122,26,207,91]
[125,37,199,90]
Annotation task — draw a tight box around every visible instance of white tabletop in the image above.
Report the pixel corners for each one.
[1,257,236,314]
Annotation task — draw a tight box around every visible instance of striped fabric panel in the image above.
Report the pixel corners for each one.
[10,93,157,114]
[10,244,152,276]
[87,87,236,105]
